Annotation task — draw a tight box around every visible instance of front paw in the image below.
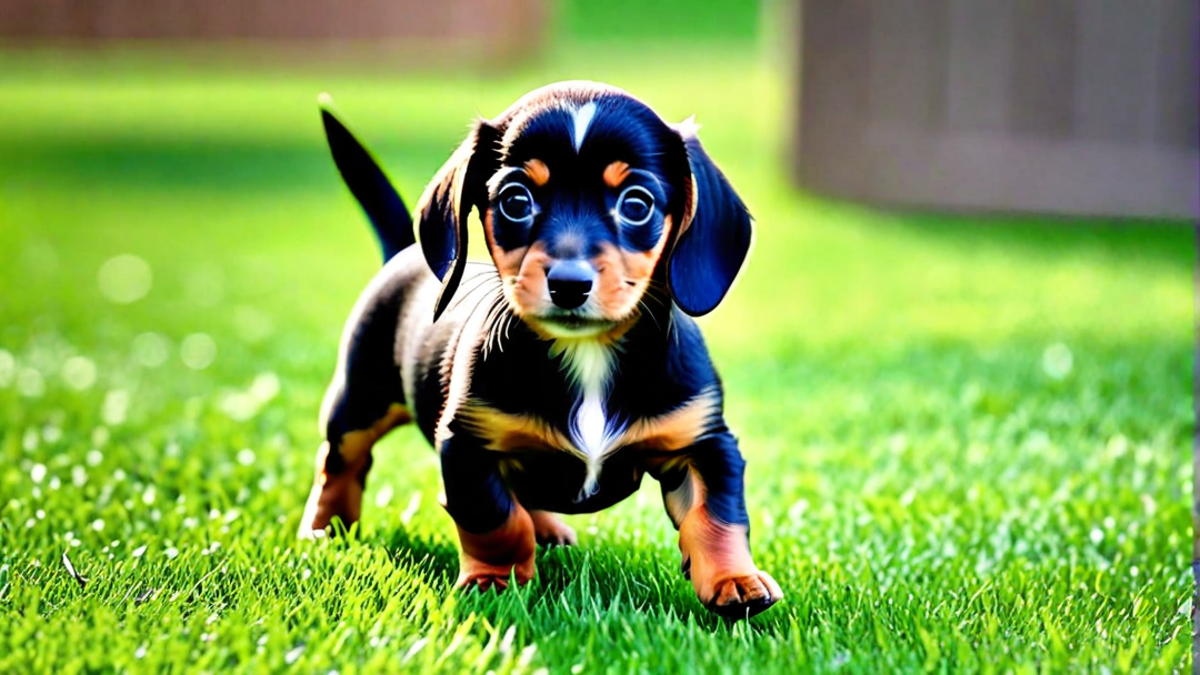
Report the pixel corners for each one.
[679,506,783,620]
[703,570,783,618]
[453,504,537,593]
[455,557,535,591]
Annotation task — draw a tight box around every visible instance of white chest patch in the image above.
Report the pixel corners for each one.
[571,101,597,153]
[554,338,623,497]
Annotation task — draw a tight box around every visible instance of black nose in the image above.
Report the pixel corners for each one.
[546,260,594,310]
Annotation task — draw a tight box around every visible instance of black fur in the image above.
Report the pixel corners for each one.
[320,107,414,261]
[667,135,754,316]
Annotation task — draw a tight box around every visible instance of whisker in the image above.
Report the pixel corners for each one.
[446,272,499,313]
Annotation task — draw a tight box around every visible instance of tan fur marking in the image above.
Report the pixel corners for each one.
[298,403,411,538]
[483,209,529,281]
[494,203,673,331]
[677,475,783,613]
[493,246,527,280]
[524,159,550,187]
[590,215,672,321]
[617,388,720,451]
[456,501,537,590]
[458,389,717,462]
[603,161,630,188]
[333,403,411,467]
[676,175,698,238]
[510,241,552,317]
[457,402,574,454]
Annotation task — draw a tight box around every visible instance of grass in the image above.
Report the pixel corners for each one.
[0,43,1193,674]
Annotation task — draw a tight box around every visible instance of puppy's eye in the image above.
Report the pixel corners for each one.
[616,186,655,226]
[498,183,535,223]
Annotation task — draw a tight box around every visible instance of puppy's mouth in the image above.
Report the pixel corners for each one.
[532,312,617,338]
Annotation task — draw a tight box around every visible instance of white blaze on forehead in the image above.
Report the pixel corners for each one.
[571,101,597,153]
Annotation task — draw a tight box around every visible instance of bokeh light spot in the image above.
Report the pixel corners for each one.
[97,254,153,304]
[62,356,98,390]
[181,333,217,370]
[1041,342,1074,380]
[0,349,15,387]
[132,332,170,368]
[16,368,45,398]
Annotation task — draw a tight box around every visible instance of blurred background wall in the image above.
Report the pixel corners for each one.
[0,0,550,64]
[795,0,1199,219]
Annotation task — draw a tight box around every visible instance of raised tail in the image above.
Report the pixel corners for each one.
[319,94,415,263]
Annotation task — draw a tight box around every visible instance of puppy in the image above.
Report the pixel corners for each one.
[298,82,781,619]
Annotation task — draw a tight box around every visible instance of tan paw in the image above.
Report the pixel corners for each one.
[297,476,361,539]
[703,571,783,619]
[455,557,535,592]
[457,574,511,591]
[453,504,537,593]
[530,511,577,547]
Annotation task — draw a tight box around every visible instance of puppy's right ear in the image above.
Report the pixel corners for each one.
[416,120,501,321]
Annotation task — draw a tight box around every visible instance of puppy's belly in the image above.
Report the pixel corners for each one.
[501,448,643,514]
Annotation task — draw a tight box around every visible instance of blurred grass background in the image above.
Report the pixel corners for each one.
[0,1,1193,673]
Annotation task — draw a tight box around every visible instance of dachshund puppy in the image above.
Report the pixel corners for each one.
[298,82,781,618]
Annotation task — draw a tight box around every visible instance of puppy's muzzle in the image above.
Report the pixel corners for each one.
[546,260,595,310]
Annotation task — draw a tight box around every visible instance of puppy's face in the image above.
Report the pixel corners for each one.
[414,82,753,329]
[481,99,680,338]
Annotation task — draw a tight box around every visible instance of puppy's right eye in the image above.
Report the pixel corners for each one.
[498,184,535,224]
[616,185,655,226]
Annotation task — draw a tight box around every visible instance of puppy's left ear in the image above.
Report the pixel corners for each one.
[666,126,753,317]
[416,120,502,321]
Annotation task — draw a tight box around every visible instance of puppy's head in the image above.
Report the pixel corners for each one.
[417,81,752,337]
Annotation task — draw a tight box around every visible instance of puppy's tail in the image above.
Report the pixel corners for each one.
[319,93,415,264]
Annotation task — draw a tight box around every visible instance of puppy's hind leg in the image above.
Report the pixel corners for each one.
[298,396,409,538]
[299,284,413,538]
[530,511,577,547]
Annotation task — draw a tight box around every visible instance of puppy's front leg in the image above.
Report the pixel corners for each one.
[441,434,536,591]
[661,432,782,619]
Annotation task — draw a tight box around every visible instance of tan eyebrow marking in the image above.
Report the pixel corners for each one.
[603,161,630,188]
[524,159,550,187]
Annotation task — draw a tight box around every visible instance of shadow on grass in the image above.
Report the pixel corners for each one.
[373,525,789,634]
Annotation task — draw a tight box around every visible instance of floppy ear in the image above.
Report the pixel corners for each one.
[666,129,754,317]
[415,120,501,321]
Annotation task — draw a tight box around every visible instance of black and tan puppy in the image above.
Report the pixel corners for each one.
[298,82,782,618]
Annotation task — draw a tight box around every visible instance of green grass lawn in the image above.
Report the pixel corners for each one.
[0,44,1193,674]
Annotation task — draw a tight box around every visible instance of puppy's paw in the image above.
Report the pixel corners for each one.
[530,511,577,547]
[456,573,513,592]
[453,505,537,593]
[678,506,783,620]
[455,557,535,592]
[703,570,783,619]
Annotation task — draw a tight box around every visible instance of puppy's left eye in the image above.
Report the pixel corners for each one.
[616,186,655,226]
[498,183,535,224]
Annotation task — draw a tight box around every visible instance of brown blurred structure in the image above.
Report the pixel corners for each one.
[794,0,1199,219]
[0,0,548,64]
